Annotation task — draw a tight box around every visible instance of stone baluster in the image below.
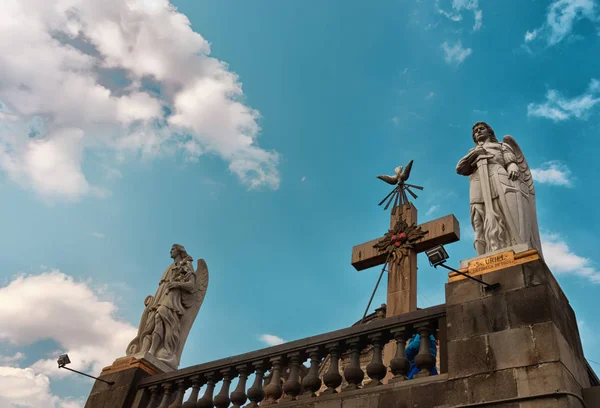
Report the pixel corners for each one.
[196,372,217,408]
[342,337,364,392]
[213,369,232,408]
[365,333,387,387]
[299,348,322,399]
[321,343,343,395]
[181,376,203,408]
[146,385,161,408]
[414,323,436,378]
[167,379,187,408]
[230,365,249,408]
[389,327,410,382]
[157,383,173,408]
[246,362,266,407]
[281,352,302,402]
[262,357,283,405]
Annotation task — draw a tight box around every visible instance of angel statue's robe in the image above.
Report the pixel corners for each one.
[126,256,204,370]
[456,137,543,256]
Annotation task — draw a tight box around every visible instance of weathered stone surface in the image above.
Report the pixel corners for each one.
[445,304,463,341]
[488,327,537,370]
[554,324,591,389]
[505,284,553,328]
[480,264,526,292]
[441,379,468,407]
[467,369,518,404]
[461,293,509,338]
[519,395,583,408]
[448,335,492,378]
[445,278,483,306]
[515,362,581,398]
[410,380,447,408]
[85,366,151,408]
[583,386,600,408]
[314,400,341,408]
[530,322,560,363]
[377,386,412,408]
[342,394,379,408]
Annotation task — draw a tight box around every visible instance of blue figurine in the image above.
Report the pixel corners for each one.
[405,333,438,379]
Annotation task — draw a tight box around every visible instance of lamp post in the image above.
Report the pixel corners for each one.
[425,245,500,292]
[57,354,114,386]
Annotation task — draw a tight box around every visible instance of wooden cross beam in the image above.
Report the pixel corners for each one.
[351,203,460,317]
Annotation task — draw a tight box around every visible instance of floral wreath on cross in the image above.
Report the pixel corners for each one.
[373,217,427,264]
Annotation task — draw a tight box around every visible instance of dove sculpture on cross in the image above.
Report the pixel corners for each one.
[376,160,423,211]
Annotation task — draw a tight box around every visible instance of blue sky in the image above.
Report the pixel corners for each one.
[1,0,599,405]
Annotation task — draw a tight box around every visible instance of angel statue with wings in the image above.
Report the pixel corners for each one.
[126,244,209,370]
[456,122,543,257]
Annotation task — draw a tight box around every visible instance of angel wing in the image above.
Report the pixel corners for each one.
[503,135,534,195]
[173,258,209,367]
[503,135,543,257]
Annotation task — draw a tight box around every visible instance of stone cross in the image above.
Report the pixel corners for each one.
[351,203,460,317]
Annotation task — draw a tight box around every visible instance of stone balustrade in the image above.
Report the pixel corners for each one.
[130,305,446,408]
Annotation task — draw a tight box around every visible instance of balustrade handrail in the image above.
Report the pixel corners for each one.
[138,304,445,388]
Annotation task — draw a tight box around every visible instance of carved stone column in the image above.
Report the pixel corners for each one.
[299,348,322,399]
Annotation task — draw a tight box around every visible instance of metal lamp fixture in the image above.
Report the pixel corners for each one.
[57,354,114,386]
[426,245,500,292]
[57,354,70,368]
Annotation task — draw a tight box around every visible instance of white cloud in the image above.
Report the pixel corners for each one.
[531,161,573,186]
[525,29,539,42]
[91,232,105,238]
[301,176,306,182]
[473,109,488,115]
[0,271,136,379]
[103,167,122,181]
[426,91,436,100]
[0,352,25,366]
[0,0,279,201]
[441,41,472,65]
[541,233,600,283]
[426,205,439,216]
[258,334,286,346]
[473,9,483,31]
[524,0,598,47]
[527,79,600,121]
[436,0,483,31]
[0,367,84,408]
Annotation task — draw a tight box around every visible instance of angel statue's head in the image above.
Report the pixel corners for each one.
[170,244,190,260]
[472,122,498,145]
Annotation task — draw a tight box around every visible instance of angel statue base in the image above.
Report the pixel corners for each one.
[125,244,209,371]
[456,122,543,257]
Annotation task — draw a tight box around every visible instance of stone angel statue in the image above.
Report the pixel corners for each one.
[456,122,543,257]
[126,244,209,370]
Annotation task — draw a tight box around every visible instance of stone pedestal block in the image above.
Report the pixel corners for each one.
[444,256,590,407]
[84,354,171,408]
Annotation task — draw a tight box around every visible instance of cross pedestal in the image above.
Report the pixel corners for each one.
[351,202,460,381]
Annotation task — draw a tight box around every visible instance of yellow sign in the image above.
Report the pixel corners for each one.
[468,251,515,275]
[448,249,540,283]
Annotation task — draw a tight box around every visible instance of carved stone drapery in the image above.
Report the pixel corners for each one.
[126,244,209,370]
[456,122,543,256]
